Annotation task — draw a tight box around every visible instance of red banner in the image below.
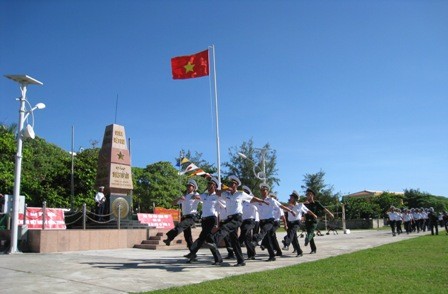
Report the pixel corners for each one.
[137,213,174,230]
[153,207,180,222]
[19,207,67,230]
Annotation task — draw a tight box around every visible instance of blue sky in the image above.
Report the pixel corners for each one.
[1,0,447,202]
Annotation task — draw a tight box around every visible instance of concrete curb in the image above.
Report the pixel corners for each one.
[0,229,432,293]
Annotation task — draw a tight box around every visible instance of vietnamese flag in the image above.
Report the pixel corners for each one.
[171,49,209,79]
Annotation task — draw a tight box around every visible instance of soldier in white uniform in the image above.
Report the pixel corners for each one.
[269,194,285,257]
[387,206,398,236]
[163,179,200,249]
[395,208,403,235]
[253,183,295,262]
[185,177,221,263]
[402,208,413,234]
[282,190,314,257]
[216,197,235,260]
[239,185,258,260]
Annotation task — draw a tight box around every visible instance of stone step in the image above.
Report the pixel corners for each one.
[133,228,202,250]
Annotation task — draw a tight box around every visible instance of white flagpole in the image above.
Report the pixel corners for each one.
[209,45,221,185]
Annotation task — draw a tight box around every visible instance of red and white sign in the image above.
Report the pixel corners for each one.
[18,207,67,230]
[137,213,174,230]
[153,207,181,222]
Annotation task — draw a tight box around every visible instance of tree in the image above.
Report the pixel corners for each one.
[374,192,403,216]
[344,197,381,219]
[0,125,16,194]
[132,161,184,212]
[403,189,448,211]
[21,137,71,207]
[223,139,279,194]
[301,170,339,206]
[72,148,100,208]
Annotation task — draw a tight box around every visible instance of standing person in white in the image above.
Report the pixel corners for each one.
[94,186,106,221]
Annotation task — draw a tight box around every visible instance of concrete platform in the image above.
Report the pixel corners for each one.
[0,229,432,293]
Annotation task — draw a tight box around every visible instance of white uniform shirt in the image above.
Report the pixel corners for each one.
[200,192,219,218]
[403,213,413,222]
[217,198,228,222]
[287,203,309,221]
[388,212,398,221]
[94,192,105,203]
[242,201,258,220]
[221,191,253,215]
[257,197,281,220]
[273,205,284,221]
[177,192,200,215]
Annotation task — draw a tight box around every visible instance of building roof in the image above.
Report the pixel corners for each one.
[345,190,404,198]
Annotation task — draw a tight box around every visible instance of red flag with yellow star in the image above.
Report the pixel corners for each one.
[171,49,209,79]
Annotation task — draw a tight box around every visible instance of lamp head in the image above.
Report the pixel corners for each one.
[22,124,35,139]
[35,103,46,110]
[238,152,247,159]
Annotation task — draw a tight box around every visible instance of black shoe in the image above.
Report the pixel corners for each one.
[184,252,194,258]
[296,252,303,257]
[246,256,256,260]
[282,246,289,251]
[266,257,276,262]
[163,239,171,246]
[186,257,197,263]
[234,262,246,267]
[304,237,309,246]
[275,252,283,257]
[212,259,223,265]
[224,254,235,260]
[292,249,297,253]
[310,250,316,254]
[187,253,197,260]
[260,245,265,251]
[251,241,260,248]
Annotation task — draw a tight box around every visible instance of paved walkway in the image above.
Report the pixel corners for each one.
[0,229,430,293]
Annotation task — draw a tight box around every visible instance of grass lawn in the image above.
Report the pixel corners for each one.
[143,235,447,293]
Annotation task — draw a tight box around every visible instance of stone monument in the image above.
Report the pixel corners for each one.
[96,124,133,220]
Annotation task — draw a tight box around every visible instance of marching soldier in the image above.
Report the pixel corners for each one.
[283,190,316,256]
[304,188,334,254]
[185,177,221,263]
[252,183,295,262]
[163,179,200,249]
[239,185,258,260]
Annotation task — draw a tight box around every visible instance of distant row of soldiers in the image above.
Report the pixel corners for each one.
[386,206,448,236]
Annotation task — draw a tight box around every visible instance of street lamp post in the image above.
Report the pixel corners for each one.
[5,74,45,254]
[238,147,269,184]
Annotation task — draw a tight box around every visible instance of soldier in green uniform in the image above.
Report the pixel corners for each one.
[304,188,334,254]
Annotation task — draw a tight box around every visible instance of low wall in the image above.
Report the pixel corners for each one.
[27,229,150,253]
[346,218,385,229]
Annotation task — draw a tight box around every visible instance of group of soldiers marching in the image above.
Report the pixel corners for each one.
[162,175,334,266]
[386,206,448,236]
